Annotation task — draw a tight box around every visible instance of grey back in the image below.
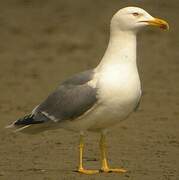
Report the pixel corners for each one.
[34,70,98,122]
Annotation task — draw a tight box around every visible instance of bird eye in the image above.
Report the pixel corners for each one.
[132,12,139,16]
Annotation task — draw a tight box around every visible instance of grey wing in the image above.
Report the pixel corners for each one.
[33,70,97,122]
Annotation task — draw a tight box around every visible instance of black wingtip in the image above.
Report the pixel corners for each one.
[14,114,35,126]
[5,114,34,129]
[14,113,46,126]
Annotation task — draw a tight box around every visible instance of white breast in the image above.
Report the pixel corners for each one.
[98,64,141,104]
[86,63,141,131]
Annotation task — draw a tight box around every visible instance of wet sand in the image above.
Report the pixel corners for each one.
[0,0,178,179]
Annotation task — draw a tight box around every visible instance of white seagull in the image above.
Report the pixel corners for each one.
[7,7,169,174]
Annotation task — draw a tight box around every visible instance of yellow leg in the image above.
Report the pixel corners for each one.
[77,133,99,174]
[99,133,127,173]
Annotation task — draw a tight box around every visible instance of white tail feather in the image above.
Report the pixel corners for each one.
[14,125,31,132]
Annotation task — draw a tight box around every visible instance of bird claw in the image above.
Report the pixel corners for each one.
[100,168,127,173]
[77,168,99,174]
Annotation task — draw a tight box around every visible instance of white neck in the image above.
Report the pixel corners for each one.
[96,29,137,71]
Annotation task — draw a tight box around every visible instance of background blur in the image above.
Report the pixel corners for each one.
[0,0,178,180]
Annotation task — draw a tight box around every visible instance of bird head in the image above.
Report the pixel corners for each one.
[111,7,169,33]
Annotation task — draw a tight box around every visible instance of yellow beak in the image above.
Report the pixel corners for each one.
[145,18,169,30]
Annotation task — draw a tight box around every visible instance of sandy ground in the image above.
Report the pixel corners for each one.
[0,0,178,180]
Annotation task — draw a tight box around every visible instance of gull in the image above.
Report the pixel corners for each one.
[6,7,169,174]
